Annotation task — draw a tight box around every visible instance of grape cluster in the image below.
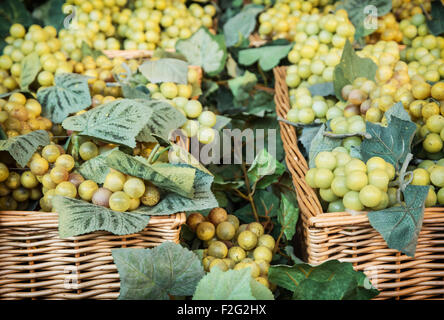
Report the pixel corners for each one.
[187,208,276,290]
[0,24,71,90]
[306,151,397,212]
[411,159,444,207]
[0,92,52,138]
[392,0,431,21]
[366,13,403,44]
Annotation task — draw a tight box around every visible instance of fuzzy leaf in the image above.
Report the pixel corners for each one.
[308,82,335,97]
[268,260,379,300]
[54,196,152,238]
[193,267,273,300]
[20,53,41,91]
[223,5,264,47]
[247,149,285,190]
[136,100,187,143]
[339,0,392,39]
[105,150,195,198]
[62,99,153,148]
[0,130,50,167]
[40,0,65,31]
[384,102,411,122]
[308,124,342,168]
[277,194,299,241]
[238,43,293,71]
[333,40,378,101]
[228,70,257,101]
[139,58,188,84]
[37,73,91,123]
[121,84,151,100]
[299,125,322,154]
[112,242,205,300]
[361,116,416,171]
[176,27,227,76]
[77,148,118,184]
[426,1,444,36]
[368,185,429,257]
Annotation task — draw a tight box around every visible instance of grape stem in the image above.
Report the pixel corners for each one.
[277,116,323,128]
[392,153,414,204]
[323,131,372,139]
[147,144,161,164]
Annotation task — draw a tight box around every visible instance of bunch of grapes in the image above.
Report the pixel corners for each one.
[285,11,355,88]
[410,159,444,207]
[0,92,53,138]
[0,24,72,90]
[392,0,431,21]
[257,0,334,40]
[366,13,403,44]
[118,0,216,51]
[187,208,276,290]
[306,151,397,212]
[286,87,335,124]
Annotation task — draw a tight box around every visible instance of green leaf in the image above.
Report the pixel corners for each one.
[368,185,429,257]
[0,130,50,167]
[54,196,152,238]
[136,100,187,144]
[339,0,392,39]
[152,48,188,62]
[384,102,411,123]
[20,53,41,91]
[333,40,378,101]
[37,73,91,123]
[299,125,322,153]
[112,242,204,300]
[214,115,232,131]
[308,82,335,97]
[277,194,299,241]
[43,0,65,31]
[105,150,196,198]
[284,246,304,264]
[176,27,227,76]
[308,124,342,168]
[238,43,293,71]
[0,126,6,140]
[121,84,151,100]
[361,116,416,171]
[0,1,33,51]
[223,5,264,47]
[78,148,118,184]
[62,99,153,148]
[139,58,188,84]
[131,166,218,215]
[193,267,273,300]
[247,149,285,190]
[268,260,379,300]
[426,1,444,36]
[81,41,104,59]
[228,70,257,101]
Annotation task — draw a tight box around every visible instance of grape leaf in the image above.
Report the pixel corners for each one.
[121,84,151,100]
[308,82,335,97]
[268,260,379,300]
[228,70,257,101]
[223,4,264,47]
[0,130,50,167]
[41,0,65,31]
[277,194,299,241]
[308,124,342,168]
[299,125,322,154]
[384,102,411,122]
[368,185,429,257]
[238,43,293,71]
[132,165,218,215]
[339,0,392,39]
[176,27,227,76]
[62,99,153,148]
[247,149,285,190]
[77,147,118,184]
[426,1,444,36]
[333,40,378,101]
[112,242,204,300]
[105,149,196,198]
[20,52,41,91]
[37,73,91,123]
[152,48,187,62]
[136,100,187,144]
[193,267,273,300]
[54,196,152,238]
[138,58,188,84]
[81,41,104,59]
[361,116,416,171]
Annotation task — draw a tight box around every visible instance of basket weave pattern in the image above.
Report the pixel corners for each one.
[0,211,185,300]
[274,66,444,300]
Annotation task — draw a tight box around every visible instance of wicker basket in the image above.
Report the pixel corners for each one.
[0,211,186,300]
[274,66,444,300]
